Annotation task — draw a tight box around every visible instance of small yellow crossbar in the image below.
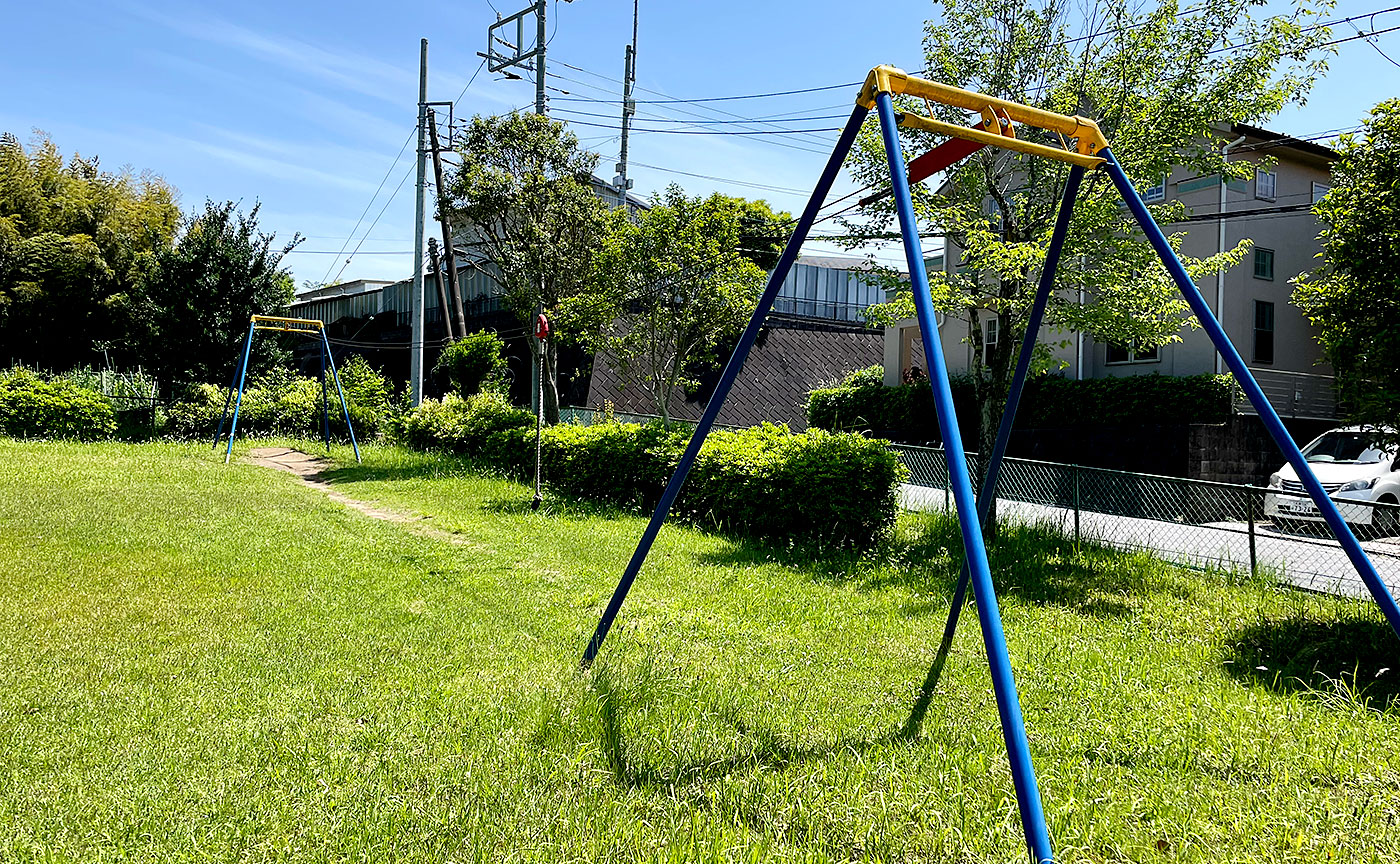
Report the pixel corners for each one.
[251,314,324,333]
[857,66,1108,168]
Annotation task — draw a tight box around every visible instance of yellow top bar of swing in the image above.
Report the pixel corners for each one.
[251,314,325,333]
[856,65,1108,169]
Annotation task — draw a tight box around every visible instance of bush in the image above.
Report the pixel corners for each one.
[807,373,1234,440]
[333,355,397,439]
[395,404,904,548]
[0,367,117,440]
[164,358,402,440]
[435,330,508,397]
[806,375,977,442]
[398,392,533,455]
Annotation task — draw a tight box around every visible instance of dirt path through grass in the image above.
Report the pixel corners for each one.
[247,446,483,548]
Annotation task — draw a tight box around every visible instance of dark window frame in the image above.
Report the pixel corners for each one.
[1253,299,1275,365]
[1253,247,1275,281]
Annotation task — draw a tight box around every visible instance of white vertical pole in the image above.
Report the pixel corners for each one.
[411,38,429,405]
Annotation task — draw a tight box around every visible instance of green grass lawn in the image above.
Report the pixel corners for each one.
[2,439,1399,862]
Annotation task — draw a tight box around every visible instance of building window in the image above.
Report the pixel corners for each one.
[1106,342,1159,364]
[1253,300,1275,364]
[1142,175,1167,203]
[1312,182,1331,203]
[1255,169,1277,201]
[1253,247,1274,281]
[982,316,999,364]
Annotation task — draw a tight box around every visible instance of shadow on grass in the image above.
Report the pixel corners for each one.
[700,511,1180,621]
[585,664,905,791]
[1223,613,1400,711]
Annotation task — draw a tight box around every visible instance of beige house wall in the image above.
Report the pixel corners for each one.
[884,127,1335,406]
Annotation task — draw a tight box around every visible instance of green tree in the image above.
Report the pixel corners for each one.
[434,329,508,397]
[133,200,299,389]
[847,0,1330,479]
[720,195,793,271]
[1294,99,1400,439]
[0,133,180,369]
[583,185,765,423]
[443,112,610,424]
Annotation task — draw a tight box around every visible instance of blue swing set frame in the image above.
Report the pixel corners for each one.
[212,315,362,465]
[580,66,1400,863]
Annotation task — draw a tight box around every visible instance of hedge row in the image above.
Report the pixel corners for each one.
[0,367,117,440]
[807,373,1235,440]
[400,393,905,548]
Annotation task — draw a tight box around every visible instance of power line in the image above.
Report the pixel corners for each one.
[319,124,416,285]
[627,161,809,195]
[559,118,842,136]
[551,106,848,125]
[329,158,418,285]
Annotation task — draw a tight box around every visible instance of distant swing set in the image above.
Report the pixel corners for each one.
[579,66,1400,864]
[213,315,361,465]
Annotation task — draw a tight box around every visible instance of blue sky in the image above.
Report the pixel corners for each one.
[3,0,1396,286]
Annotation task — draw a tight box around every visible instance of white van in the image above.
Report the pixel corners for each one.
[1264,426,1400,534]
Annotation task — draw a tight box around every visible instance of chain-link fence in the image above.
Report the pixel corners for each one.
[890,443,1400,601]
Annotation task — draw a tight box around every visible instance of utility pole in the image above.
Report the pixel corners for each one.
[427,236,453,341]
[426,106,465,340]
[535,0,547,115]
[613,0,638,208]
[410,38,428,405]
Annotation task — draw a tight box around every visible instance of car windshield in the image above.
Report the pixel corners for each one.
[1301,431,1389,464]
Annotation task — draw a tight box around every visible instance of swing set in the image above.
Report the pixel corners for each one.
[212,315,362,465]
[579,66,1400,863]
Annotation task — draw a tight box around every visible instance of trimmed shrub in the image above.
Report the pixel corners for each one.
[395,403,905,547]
[0,367,117,440]
[807,375,977,441]
[164,359,402,440]
[807,373,1234,439]
[680,424,903,547]
[435,330,508,397]
[398,392,533,454]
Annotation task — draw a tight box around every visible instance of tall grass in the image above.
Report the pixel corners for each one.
[1,439,1397,862]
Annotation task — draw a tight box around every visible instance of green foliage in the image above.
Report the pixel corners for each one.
[396,392,533,458]
[580,185,765,422]
[163,359,399,440]
[0,367,117,440]
[720,195,793,271]
[334,355,395,439]
[434,330,508,398]
[808,373,1234,438]
[1294,99,1400,441]
[131,200,298,388]
[444,112,609,423]
[0,133,180,370]
[397,406,904,547]
[844,0,1330,453]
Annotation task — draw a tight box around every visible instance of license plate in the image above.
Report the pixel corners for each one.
[1282,499,1317,515]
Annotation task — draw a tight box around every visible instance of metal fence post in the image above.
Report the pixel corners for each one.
[1073,462,1081,545]
[1247,502,1258,579]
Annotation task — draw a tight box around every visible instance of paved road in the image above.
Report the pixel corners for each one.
[899,483,1400,601]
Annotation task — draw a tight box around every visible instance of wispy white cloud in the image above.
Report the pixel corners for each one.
[169,126,383,195]
[125,3,414,105]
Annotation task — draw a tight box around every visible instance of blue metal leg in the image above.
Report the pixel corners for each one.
[323,331,361,463]
[579,103,872,669]
[1102,149,1400,642]
[212,337,246,450]
[223,321,256,465]
[913,166,1086,715]
[876,92,1055,864]
[320,338,331,452]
